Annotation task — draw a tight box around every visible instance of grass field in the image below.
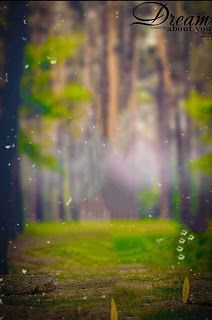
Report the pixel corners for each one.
[2,219,212,319]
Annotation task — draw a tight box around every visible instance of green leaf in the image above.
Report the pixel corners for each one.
[18,129,63,172]
[182,277,190,304]
[111,298,118,320]
[184,91,212,126]
[190,153,212,175]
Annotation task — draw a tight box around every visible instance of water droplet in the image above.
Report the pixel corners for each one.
[4,73,8,82]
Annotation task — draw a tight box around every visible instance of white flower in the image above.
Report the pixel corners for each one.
[177,246,184,252]
[178,238,185,244]
[178,254,185,260]
[50,59,57,65]
[181,230,187,236]
[188,234,194,241]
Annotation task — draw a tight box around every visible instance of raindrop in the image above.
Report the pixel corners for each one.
[4,73,8,82]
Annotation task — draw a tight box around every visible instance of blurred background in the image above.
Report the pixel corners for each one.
[0,1,212,275]
[0,3,212,319]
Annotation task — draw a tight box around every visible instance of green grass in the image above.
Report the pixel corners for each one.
[18,219,211,277]
[6,219,211,319]
[21,220,177,273]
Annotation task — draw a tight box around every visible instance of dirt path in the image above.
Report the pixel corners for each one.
[0,271,212,320]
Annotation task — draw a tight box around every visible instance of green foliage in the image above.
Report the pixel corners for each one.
[20,33,91,169]
[24,220,179,271]
[184,91,212,175]
[184,91,212,127]
[18,129,62,172]
[9,221,211,318]
[139,186,158,217]
[21,80,91,118]
[171,188,180,220]
[23,220,211,275]
[179,227,212,273]
[190,153,212,175]
[25,35,84,69]
[21,35,91,119]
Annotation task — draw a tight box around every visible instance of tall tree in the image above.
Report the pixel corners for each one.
[99,1,119,141]
[154,31,172,219]
[0,1,27,274]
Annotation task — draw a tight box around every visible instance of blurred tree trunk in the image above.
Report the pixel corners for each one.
[155,29,173,219]
[71,201,80,221]
[176,1,192,225]
[34,168,44,221]
[12,151,24,232]
[34,119,44,221]
[0,1,27,274]
[107,1,118,140]
[99,1,119,141]
[155,56,171,219]
[174,101,191,225]
[118,3,139,115]
[99,1,109,139]
[194,176,211,231]
[29,1,53,221]
[157,20,192,225]
[118,2,128,111]
[57,124,65,220]
[82,2,100,124]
